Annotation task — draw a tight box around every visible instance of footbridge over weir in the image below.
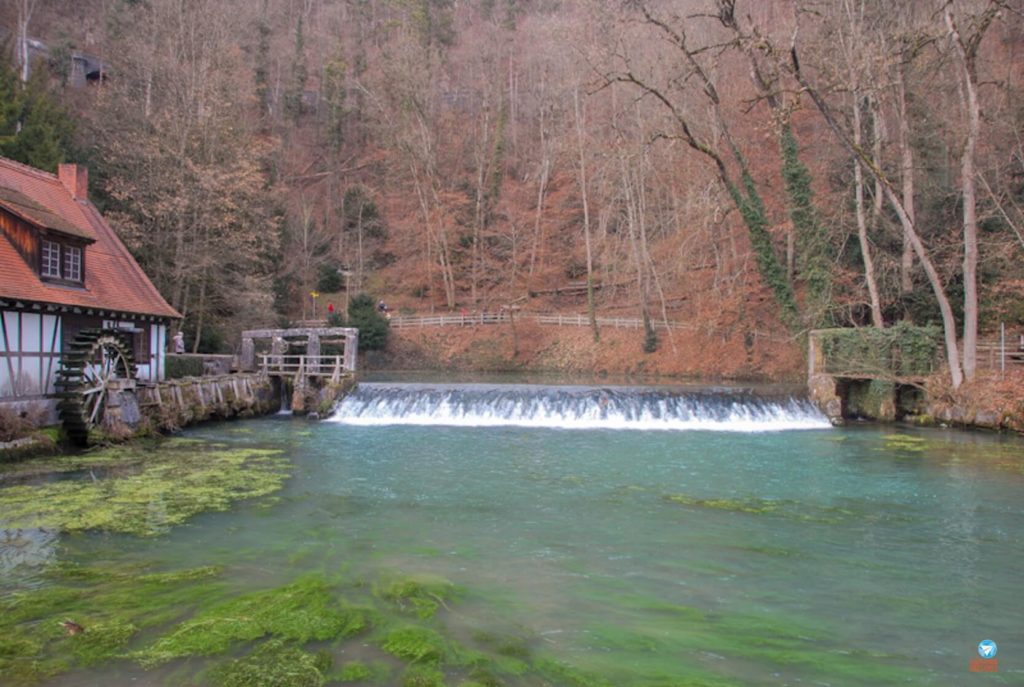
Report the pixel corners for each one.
[239,326,359,415]
[239,326,359,377]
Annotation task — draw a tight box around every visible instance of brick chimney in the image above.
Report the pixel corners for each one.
[58,163,88,200]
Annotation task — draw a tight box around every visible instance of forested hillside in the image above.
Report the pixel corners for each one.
[3,0,1022,384]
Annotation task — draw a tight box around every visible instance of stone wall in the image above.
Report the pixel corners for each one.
[136,374,277,432]
[809,371,1024,433]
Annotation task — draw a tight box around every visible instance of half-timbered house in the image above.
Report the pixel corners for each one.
[0,157,179,415]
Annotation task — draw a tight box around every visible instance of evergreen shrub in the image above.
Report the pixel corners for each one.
[348,294,389,350]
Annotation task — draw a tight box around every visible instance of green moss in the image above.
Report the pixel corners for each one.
[208,639,327,687]
[381,626,447,663]
[0,443,290,536]
[374,574,457,619]
[131,575,365,667]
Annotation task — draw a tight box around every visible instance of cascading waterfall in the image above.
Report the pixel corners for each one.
[328,383,831,432]
[277,380,293,415]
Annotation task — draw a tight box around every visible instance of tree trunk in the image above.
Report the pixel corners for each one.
[574,87,599,343]
[621,158,652,344]
[17,0,34,84]
[852,92,884,327]
[946,6,987,383]
[192,269,207,354]
[896,65,916,296]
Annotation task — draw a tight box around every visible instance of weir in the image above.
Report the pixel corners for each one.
[329,383,830,432]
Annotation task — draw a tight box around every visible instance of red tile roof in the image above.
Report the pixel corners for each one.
[0,157,180,319]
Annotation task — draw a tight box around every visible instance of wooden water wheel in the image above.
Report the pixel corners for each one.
[56,329,136,445]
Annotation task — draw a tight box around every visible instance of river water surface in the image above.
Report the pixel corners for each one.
[2,382,1022,685]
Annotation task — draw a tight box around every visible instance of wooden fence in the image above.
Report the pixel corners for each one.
[976,339,1024,371]
[387,311,791,342]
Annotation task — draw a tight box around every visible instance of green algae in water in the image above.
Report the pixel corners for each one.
[381,626,448,663]
[334,660,376,682]
[663,494,787,515]
[208,639,330,687]
[70,620,138,666]
[401,664,446,687]
[569,601,923,687]
[0,443,290,536]
[3,419,1021,687]
[374,573,458,619]
[0,563,227,685]
[131,575,367,667]
[662,493,860,524]
[880,434,926,453]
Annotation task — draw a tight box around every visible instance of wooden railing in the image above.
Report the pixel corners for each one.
[259,355,350,383]
[976,340,1024,370]
[387,311,790,341]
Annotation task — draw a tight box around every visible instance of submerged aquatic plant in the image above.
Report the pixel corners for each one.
[374,573,457,619]
[381,626,448,663]
[0,443,290,536]
[208,639,330,687]
[662,493,859,524]
[333,660,376,682]
[131,575,367,667]
[0,563,227,685]
[663,493,787,514]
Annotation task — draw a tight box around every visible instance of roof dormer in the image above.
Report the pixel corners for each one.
[0,185,95,287]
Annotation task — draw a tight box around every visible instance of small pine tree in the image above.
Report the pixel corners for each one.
[0,51,20,145]
[348,293,390,350]
[326,310,345,327]
[0,51,74,172]
[316,263,343,292]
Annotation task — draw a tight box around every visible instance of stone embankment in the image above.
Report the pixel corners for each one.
[809,373,1024,433]
[137,374,278,432]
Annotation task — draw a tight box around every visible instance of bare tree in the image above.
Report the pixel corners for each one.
[610,1,799,327]
[945,0,1000,382]
[16,0,38,83]
[790,29,966,388]
[836,0,884,326]
[573,85,600,342]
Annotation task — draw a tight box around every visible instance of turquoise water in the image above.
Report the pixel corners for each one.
[3,384,1024,685]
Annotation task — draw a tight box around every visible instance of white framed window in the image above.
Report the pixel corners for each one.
[64,245,82,282]
[41,240,61,278]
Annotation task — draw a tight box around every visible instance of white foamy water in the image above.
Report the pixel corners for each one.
[327,383,831,432]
